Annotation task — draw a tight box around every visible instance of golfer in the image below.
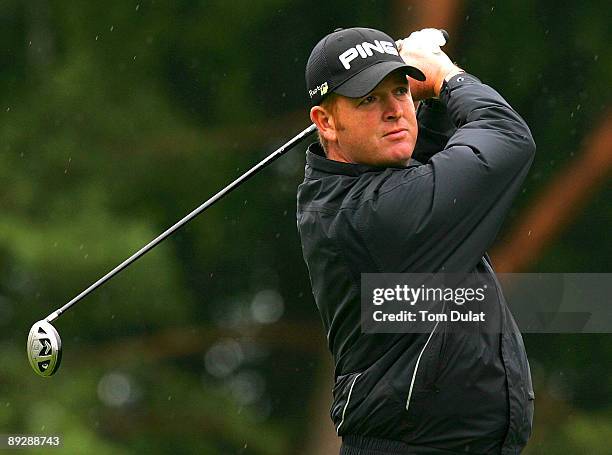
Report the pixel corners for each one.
[297,27,535,454]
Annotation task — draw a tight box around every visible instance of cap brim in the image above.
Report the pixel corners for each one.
[334,61,426,99]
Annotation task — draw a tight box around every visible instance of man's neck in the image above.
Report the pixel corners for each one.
[326,144,352,164]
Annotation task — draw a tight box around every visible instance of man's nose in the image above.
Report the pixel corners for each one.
[384,96,403,120]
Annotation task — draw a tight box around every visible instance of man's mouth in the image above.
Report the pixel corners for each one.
[383,128,408,140]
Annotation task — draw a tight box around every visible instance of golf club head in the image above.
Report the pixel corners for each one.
[27,320,62,377]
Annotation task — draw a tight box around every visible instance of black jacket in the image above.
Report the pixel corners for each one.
[296,74,536,454]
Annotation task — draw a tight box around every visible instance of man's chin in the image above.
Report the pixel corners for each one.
[384,144,414,166]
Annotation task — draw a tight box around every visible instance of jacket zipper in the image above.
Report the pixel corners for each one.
[405,259,497,412]
[336,372,362,434]
[405,318,441,411]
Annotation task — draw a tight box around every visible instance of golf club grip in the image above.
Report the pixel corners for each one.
[46,123,317,322]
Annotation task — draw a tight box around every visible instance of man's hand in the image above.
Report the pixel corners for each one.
[396,28,463,101]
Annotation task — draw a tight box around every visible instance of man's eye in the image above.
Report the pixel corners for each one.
[396,86,409,95]
[361,95,376,105]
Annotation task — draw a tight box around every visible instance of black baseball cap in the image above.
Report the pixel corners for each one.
[305,27,425,106]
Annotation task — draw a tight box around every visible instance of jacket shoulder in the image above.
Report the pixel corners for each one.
[342,165,433,210]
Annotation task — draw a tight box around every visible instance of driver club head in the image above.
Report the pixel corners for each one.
[27,320,62,377]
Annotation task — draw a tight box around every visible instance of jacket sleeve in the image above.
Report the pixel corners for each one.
[412,98,456,163]
[360,73,536,273]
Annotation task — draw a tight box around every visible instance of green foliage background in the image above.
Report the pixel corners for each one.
[0,1,609,453]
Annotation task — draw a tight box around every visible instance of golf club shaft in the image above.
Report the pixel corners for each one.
[46,123,317,323]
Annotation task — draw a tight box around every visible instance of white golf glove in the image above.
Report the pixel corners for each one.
[395,28,461,100]
[396,28,448,55]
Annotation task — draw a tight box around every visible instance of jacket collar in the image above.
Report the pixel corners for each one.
[305,142,420,177]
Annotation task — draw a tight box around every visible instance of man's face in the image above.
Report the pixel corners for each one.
[320,70,418,167]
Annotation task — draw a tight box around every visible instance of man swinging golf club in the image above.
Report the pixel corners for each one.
[297,27,535,454]
[24,23,535,454]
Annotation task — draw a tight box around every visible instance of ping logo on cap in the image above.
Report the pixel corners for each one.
[338,40,398,69]
[309,81,329,99]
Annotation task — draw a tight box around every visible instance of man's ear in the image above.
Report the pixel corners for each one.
[310,105,337,143]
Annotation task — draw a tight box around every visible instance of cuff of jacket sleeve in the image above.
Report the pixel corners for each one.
[439,73,482,102]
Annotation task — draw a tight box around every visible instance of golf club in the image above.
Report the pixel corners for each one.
[27,123,316,377]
